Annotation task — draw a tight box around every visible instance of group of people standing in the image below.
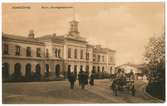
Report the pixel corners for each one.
[68,71,95,89]
[111,69,136,96]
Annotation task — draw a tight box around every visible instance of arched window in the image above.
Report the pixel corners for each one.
[102,67,105,72]
[92,66,96,73]
[25,64,32,81]
[45,64,49,73]
[74,65,77,75]
[80,65,83,71]
[68,65,71,73]
[2,63,10,81]
[34,64,41,81]
[36,64,41,73]
[14,63,22,81]
[97,66,100,72]
[26,47,31,57]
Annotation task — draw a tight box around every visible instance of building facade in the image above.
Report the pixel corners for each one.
[2,20,116,81]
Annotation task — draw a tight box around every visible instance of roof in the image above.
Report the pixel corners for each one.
[2,33,44,45]
[117,63,146,69]
[93,46,116,53]
[36,34,65,43]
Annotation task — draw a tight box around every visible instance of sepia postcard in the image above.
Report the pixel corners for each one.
[2,2,165,104]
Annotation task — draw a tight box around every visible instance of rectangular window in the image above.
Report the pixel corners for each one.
[15,45,21,56]
[58,49,61,58]
[80,49,83,59]
[98,55,100,62]
[55,48,57,57]
[93,54,96,61]
[46,49,49,58]
[3,44,9,55]
[74,49,77,59]
[26,47,31,57]
[86,53,89,60]
[36,48,41,57]
[68,48,71,58]
[102,56,104,62]
[74,65,77,72]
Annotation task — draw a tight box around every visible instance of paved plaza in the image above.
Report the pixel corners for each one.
[2,80,161,104]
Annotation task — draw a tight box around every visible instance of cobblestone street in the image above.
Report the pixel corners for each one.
[2,79,161,104]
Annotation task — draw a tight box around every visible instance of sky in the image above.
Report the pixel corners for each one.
[2,3,165,65]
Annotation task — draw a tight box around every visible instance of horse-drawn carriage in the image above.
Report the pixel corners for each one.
[110,74,136,96]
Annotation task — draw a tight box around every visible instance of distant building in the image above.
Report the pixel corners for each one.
[2,20,116,81]
[116,63,143,74]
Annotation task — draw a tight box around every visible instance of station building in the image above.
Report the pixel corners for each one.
[2,20,116,81]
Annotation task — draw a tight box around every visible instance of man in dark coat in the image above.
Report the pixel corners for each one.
[79,71,87,89]
[68,72,76,89]
[85,71,89,85]
[112,79,118,96]
[78,71,82,86]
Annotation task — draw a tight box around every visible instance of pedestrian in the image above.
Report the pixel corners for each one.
[129,70,134,80]
[89,73,95,86]
[85,71,89,86]
[112,79,118,96]
[79,71,86,89]
[68,72,76,89]
[131,83,136,96]
[78,71,82,86]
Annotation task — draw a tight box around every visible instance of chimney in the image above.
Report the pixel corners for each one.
[28,30,35,38]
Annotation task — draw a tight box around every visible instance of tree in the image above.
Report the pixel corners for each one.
[144,33,165,100]
[144,33,165,81]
